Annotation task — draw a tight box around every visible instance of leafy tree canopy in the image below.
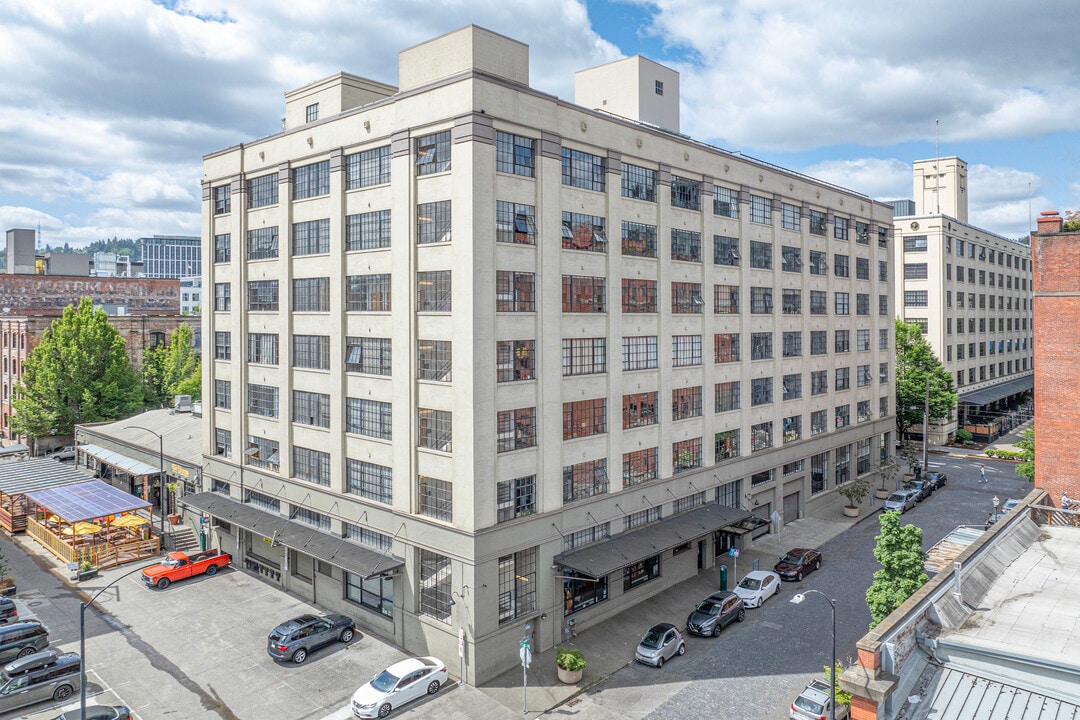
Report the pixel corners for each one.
[10,298,143,437]
[142,324,201,406]
[1014,427,1034,483]
[895,319,957,440]
[866,511,928,628]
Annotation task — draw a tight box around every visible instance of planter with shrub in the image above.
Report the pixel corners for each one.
[556,647,586,684]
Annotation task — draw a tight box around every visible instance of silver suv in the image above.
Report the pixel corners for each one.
[790,678,849,720]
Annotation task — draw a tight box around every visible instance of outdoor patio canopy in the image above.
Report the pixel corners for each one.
[24,480,151,523]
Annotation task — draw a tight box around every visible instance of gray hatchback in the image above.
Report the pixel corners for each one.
[267,613,355,664]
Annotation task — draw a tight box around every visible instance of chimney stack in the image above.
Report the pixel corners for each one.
[1036,210,1063,235]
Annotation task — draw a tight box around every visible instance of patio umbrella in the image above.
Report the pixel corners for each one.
[110,514,148,527]
[61,521,104,536]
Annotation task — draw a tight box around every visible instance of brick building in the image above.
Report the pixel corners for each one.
[0,275,181,315]
[0,309,198,446]
[1031,210,1079,507]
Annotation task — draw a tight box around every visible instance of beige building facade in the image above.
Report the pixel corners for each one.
[893,158,1033,443]
[198,26,896,683]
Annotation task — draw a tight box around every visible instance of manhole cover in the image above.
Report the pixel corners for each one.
[27,601,44,608]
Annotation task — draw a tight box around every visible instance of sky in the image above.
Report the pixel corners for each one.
[2,0,1078,248]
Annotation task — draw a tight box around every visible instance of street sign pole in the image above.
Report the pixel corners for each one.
[519,623,532,714]
[458,627,465,686]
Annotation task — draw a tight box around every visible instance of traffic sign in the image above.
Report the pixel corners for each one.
[519,645,532,668]
[729,548,740,557]
[458,627,464,658]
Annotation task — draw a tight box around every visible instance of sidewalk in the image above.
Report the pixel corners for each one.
[478,489,884,718]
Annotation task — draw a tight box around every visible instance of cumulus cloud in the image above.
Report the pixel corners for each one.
[1,0,1077,241]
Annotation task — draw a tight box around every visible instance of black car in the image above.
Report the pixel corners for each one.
[0,599,16,624]
[925,471,948,490]
[267,613,355,664]
[685,591,745,637]
[774,548,822,581]
[903,479,933,502]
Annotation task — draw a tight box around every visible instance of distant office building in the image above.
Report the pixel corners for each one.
[1030,210,1079,506]
[180,276,201,315]
[891,158,1033,442]
[139,235,201,279]
[4,228,90,276]
[92,252,133,277]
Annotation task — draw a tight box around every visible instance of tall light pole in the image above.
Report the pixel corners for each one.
[791,590,837,720]
[80,559,162,719]
[125,425,165,543]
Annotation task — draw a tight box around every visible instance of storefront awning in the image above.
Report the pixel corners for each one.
[554,503,751,579]
[180,492,403,579]
[958,374,1034,407]
[80,444,160,476]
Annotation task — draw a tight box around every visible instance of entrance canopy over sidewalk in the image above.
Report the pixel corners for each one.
[25,480,151,524]
[181,492,404,578]
[959,374,1034,407]
[554,503,751,579]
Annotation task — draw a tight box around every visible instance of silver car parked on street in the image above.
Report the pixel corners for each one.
[883,489,919,513]
[634,623,685,668]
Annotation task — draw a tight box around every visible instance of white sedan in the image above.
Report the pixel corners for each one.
[351,656,447,718]
[733,570,781,608]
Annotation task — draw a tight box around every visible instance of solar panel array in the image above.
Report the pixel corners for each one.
[24,480,150,523]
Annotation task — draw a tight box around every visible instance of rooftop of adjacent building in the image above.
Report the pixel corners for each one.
[78,406,203,466]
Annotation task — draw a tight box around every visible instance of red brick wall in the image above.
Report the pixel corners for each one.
[1031,213,1080,505]
[850,694,877,720]
[0,276,180,314]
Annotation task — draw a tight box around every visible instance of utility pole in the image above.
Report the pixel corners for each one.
[921,376,931,472]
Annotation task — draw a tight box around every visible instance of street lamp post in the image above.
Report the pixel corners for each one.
[791,590,837,720]
[124,425,165,544]
[80,560,162,719]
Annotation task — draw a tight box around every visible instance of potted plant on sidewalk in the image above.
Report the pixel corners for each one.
[556,647,586,684]
[837,474,873,517]
[875,458,900,500]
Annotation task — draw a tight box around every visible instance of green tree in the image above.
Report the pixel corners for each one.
[824,662,852,707]
[142,325,201,405]
[895,319,957,442]
[866,511,928,628]
[10,298,143,437]
[1014,427,1034,483]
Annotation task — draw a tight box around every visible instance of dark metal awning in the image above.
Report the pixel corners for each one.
[24,480,151,523]
[554,503,751,579]
[180,492,403,579]
[958,374,1034,407]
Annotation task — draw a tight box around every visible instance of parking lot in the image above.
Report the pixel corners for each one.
[0,536,509,720]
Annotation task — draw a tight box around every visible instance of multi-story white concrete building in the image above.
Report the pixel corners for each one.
[892,158,1033,442]
[194,26,896,683]
[179,276,201,316]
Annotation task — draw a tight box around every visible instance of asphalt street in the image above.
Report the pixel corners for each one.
[574,452,1033,720]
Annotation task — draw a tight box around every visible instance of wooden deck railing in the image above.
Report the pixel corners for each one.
[26,517,161,568]
[1029,504,1080,527]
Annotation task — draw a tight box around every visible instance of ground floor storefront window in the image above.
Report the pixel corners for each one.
[623,554,661,591]
[346,572,394,618]
[563,571,607,615]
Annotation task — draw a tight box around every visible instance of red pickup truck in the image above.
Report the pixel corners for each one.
[142,549,231,589]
